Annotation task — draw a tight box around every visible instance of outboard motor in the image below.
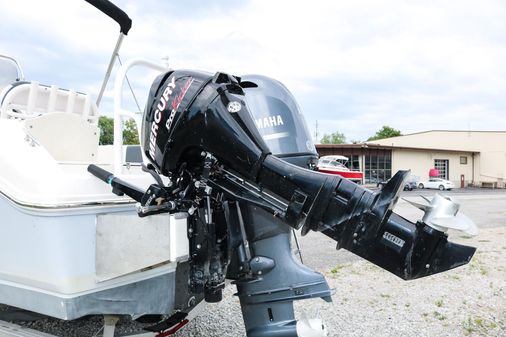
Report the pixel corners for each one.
[141,68,475,272]
[90,68,476,337]
[229,75,333,336]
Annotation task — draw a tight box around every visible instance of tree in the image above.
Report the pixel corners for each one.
[367,125,402,141]
[98,116,140,145]
[98,116,113,145]
[123,118,140,145]
[320,131,346,144]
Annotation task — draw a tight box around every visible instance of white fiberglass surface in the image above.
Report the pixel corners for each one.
[0,119,155,208]
[0,194,179,295]
[0,196,97,293]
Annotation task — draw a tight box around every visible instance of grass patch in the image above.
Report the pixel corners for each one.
[329,263,350,275]
[433,311,447,321]
[435,298,444,307]
[469,257,489,276]
[462,316,498,335]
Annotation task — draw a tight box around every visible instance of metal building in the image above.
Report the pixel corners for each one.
[316,130,506,188]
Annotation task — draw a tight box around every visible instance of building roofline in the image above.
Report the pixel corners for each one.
[365,129,506,143]
[404,129,506,136]
[316,143,479,154]
[316,143,370,149]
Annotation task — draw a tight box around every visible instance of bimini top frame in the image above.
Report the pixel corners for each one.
[84,0,132,107]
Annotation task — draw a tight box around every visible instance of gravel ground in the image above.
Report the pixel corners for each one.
[172,227,505,337]
[1,190,505,337]
[172,191,506,337]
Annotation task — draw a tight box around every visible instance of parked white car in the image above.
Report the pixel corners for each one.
[418,178,455,190]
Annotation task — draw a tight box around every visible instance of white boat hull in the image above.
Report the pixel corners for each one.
[0,194,188,319]
[0,59,191,322]
[0,117,189,320]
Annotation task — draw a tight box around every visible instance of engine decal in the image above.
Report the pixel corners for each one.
[227,101,242,113]
[165,77,194,132]
[255,115,284,129]
[149,77,176,159]
[148,76,194,159]
[262,132,290,140]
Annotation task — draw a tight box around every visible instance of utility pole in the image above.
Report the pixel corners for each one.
[314,120,319,143]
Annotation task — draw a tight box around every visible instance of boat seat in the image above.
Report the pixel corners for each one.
[0,81,98,124]
[0,81,100,163]
[25,112,99,163]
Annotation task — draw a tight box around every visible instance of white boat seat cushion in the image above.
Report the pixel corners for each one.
[24,112,99,163]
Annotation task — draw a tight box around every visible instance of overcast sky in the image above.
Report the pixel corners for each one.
[1,0,505,142]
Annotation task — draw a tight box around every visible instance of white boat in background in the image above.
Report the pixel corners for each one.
[316,155,363,182]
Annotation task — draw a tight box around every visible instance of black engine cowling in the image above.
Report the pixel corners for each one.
[142,70,269,180]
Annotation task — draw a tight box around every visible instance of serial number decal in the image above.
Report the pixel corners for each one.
[382,231,405,249]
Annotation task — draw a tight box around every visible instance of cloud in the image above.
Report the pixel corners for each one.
[1,0,505,142]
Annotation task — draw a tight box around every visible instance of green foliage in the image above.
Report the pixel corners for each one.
[123,118,140,145]
[320,131,346,144]
[433,311,447,321]
[98,116,140,145]
[462,316,498,335]
[367,125,402,141]
[98,116,114,145]
[330,263,348,274]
